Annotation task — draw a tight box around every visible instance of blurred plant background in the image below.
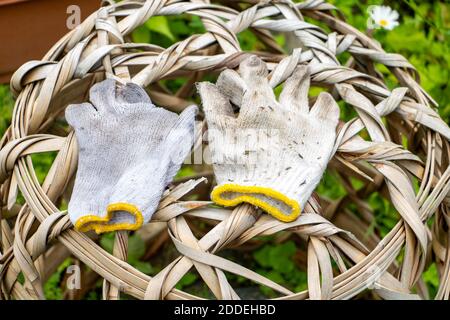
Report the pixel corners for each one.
[0,0,448,299]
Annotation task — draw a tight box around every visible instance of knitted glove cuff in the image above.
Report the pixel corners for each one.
[211,183,300,222]
[211,162,323,222]
[74,203,143,234]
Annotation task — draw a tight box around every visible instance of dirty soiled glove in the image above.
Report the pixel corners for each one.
[66,79,197,233]
[198,56,339,222]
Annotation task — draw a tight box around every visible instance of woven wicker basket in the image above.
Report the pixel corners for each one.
[1,0,450,300]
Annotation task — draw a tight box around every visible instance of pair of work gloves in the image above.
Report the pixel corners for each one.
[67,56,339,233]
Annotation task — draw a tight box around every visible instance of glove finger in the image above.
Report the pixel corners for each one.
[198,82,235,127]
[238,55,268,86]
[310,92,340,125]
[165,105,197,153]
[217,69,247,107]
[238,56,279,116]
[174,104,198,131]
[164,105,198,182]
[279,65,310,113]
[88,78,117,113]
[116,82,153,105]
[65,102,98,129]
[164,104,197,154]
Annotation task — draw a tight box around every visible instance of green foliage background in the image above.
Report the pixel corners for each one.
[0,0,448,299]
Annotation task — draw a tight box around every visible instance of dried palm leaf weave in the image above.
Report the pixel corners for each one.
[1,0,450,300]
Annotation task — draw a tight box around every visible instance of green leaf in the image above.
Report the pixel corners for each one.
[423,263,439,288]
[132,25,151,44]
[127,233,146,263]
[44,258,72,300]
[264,270,285,283]
[176,166,196,179]
[100,233,145,263]
[145,16,175,41]
[385,23,428,53]
[0,85,13,137]
[253,244,271,268]
[31,152,57,183]
[317,171,347,200]
[423,263,439,298]
[188,16,206,33]
[133,261,153,275]
[100,233,115,254]
[176,272,198,289]
[253,241,297,275]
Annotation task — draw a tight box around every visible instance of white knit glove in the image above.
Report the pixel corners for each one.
[66,79,197,233]
[198,56,339,222]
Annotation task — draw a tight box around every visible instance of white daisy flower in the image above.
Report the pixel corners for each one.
[368,5,400,30]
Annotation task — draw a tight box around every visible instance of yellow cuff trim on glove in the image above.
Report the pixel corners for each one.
[74,203,144,234]
[211,184,301,222]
